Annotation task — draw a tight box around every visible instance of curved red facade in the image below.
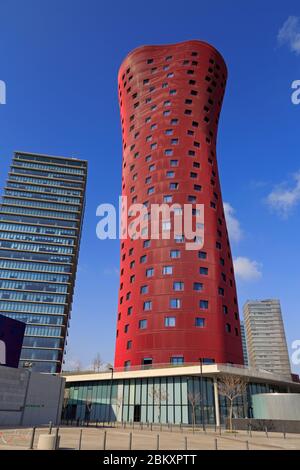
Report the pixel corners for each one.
[114,40,244,368]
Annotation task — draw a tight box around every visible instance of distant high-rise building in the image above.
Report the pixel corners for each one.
[240,321,248,366]
[0,152,87,373]
[114,40,244,368]
[243,300,291,379]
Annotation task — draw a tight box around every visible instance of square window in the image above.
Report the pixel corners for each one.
[165,316,176,327]
[140,285,148,294]
[166,171,175,178]
[146,268,154,277]
[144,239,151,248]
[170,356,184,364]
[195,318,205,327]
[143,301,152,311]
[127,340,132,349]
[200,267,208,275]
[140,255,147,263]
[163,266,173,275]
[170,250,180,259]
[198,251,207,259]
[193,282,203,291]
[170,159,178,167]
[170,182,178,190]
[200,300,209,309]
[170,298,181,309]
[139,319,147,329]
[165,149,173,156]
[173,281,184,291]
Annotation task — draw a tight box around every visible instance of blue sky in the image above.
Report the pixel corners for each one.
[0,0,299,374]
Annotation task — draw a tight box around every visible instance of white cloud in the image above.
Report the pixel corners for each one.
[233,257,262,282]
[266,171,300,217]
[223,202,243,243]
[278,16,300,55]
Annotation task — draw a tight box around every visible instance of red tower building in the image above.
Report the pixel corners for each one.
[114,40,244,368]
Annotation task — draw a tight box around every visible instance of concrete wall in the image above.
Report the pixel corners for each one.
[0,365,65,426]
[253,393,300,421]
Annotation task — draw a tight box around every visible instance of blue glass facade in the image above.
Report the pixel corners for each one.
[0,152,87,373]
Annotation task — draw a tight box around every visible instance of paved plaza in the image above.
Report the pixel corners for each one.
[0,424,300,451]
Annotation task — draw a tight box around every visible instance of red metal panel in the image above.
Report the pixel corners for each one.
[114,40,244,368]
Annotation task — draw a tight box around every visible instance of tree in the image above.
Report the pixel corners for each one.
[217,375,248,432]
[92,353,104,372]
[149,387,168,423]
[73,360,83,372]
[187,392,201,431]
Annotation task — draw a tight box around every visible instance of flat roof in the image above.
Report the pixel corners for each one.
[62,364,300,390]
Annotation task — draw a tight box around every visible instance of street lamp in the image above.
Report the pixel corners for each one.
[108,367,114,424]
[199,358,205,431]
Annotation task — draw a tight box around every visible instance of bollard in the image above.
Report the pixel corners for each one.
[29,427,36,450]
[214,438,218,450]
[184,436,188,450]
[150,423,153,432]
[265,426,268,438]
[55,427,60,450]
[103,431,107,450]
[129,432,132,450]
[246,440,249,450]
[78,429,83,450]
[48,421,53,435]
[156,434,160,450]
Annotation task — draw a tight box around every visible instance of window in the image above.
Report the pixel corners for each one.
[151,123,157,130]
[170,182,178,190]
[170,357,184,364]
[130,260,135,269]
[162,220,171,231]
[200,300,209,309]
[130,275,135,283]
[170,249,180,259]
[124,324,129,333]
[218,287,224,296]
[171,118,178,125]
[171,138,179,145]
[127,340,132,349]
[188,150,195,156]
[162,82,168,88]
[163,195,172,203]
[184,109,192,115]
[139,319,147,329]
[146,268,154,277]
[165,149,173,156]
[170,159,178,167]
[226,323,231,333]
[188,195,196,203]
[143,301,152,311]
[150,143,157,150]
[193,161,200,168]
[140,255,147,264]
[140,285,148,294]
[145,176,151,184]
[127,306,132,315]
[223,305,228,314]
[167,72,174,78]
[195,318,205,327]
[169,89,177,95]
[193,282,203,291]
[149,164,155,171]
[163,265,173,275]
[163,110,171,116]
[194,184,202,191]
[165,129,173,135]
[148,186,155,195]
[166,171,175,178]
[200,267,208,275]
[190,172,197,178]
[198,251,207,259]
[173,281,184,291]
[165,316,176,327]
[145,155,152,162]
[124,361,131,369]
[143,239,151,248]
[164,100,171,107]
[143,79,149,85]
[170,298,181,309]
[126,291,131,300]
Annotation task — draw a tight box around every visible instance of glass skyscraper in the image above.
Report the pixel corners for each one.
[0,151,87,373]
